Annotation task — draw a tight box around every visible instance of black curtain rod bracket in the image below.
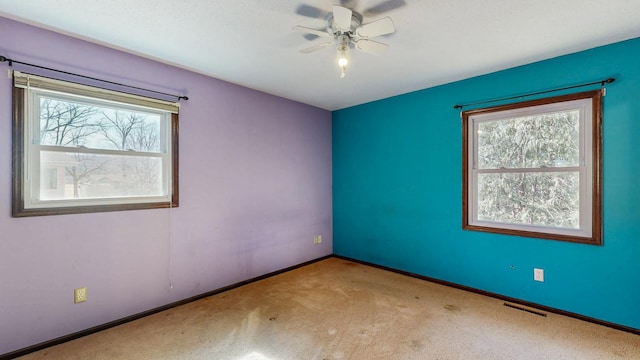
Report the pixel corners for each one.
[0,55,13,66]
[1,54,188,101]
[453,77,614,110]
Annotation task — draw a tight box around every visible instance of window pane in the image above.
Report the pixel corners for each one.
[40,151,164,200]
[477,172,580,229]
[477,110,580,169]
[39,96,162,152]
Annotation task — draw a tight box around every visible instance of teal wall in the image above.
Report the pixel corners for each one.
[333,37,640,329]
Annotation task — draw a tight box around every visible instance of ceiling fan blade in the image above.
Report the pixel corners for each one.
[356,17,395,37]
[363,0,406,16]
[332,5,353,31]
[300,41,334,54]
[295,4,327,19]
[293,25,332,38]
[303,33,319,41]
[355,39,389,56]
[340,0,358,8]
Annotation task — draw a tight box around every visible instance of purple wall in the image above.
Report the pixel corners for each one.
[0,17,332,355]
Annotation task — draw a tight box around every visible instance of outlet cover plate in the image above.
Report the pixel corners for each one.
[74,287,87,303]
[534,268,544,282]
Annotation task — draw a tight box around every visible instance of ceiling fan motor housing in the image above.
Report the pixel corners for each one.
[327,11,363,38]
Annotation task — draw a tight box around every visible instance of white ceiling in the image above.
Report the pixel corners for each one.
[1,0,639,110]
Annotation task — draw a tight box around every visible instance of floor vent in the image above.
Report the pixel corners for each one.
[504,303,548,317]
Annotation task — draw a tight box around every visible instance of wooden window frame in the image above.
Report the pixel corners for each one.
[12,85,179,217]
[462,90,603,245]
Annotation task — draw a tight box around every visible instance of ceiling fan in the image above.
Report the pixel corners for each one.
[293,1,405,78]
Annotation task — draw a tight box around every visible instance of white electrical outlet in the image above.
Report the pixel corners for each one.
[534,268,544,282]
[317,235,322,244]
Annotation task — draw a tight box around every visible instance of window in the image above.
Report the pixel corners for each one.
[462,90,602,244]
[12,71,179,217]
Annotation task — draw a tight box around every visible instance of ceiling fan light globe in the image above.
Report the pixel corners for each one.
[336,42,350,67]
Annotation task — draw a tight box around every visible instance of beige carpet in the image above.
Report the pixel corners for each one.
[17,258,640,359]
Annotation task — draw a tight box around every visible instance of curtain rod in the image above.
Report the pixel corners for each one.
[453,77,614,110]
[0,55,188,101]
